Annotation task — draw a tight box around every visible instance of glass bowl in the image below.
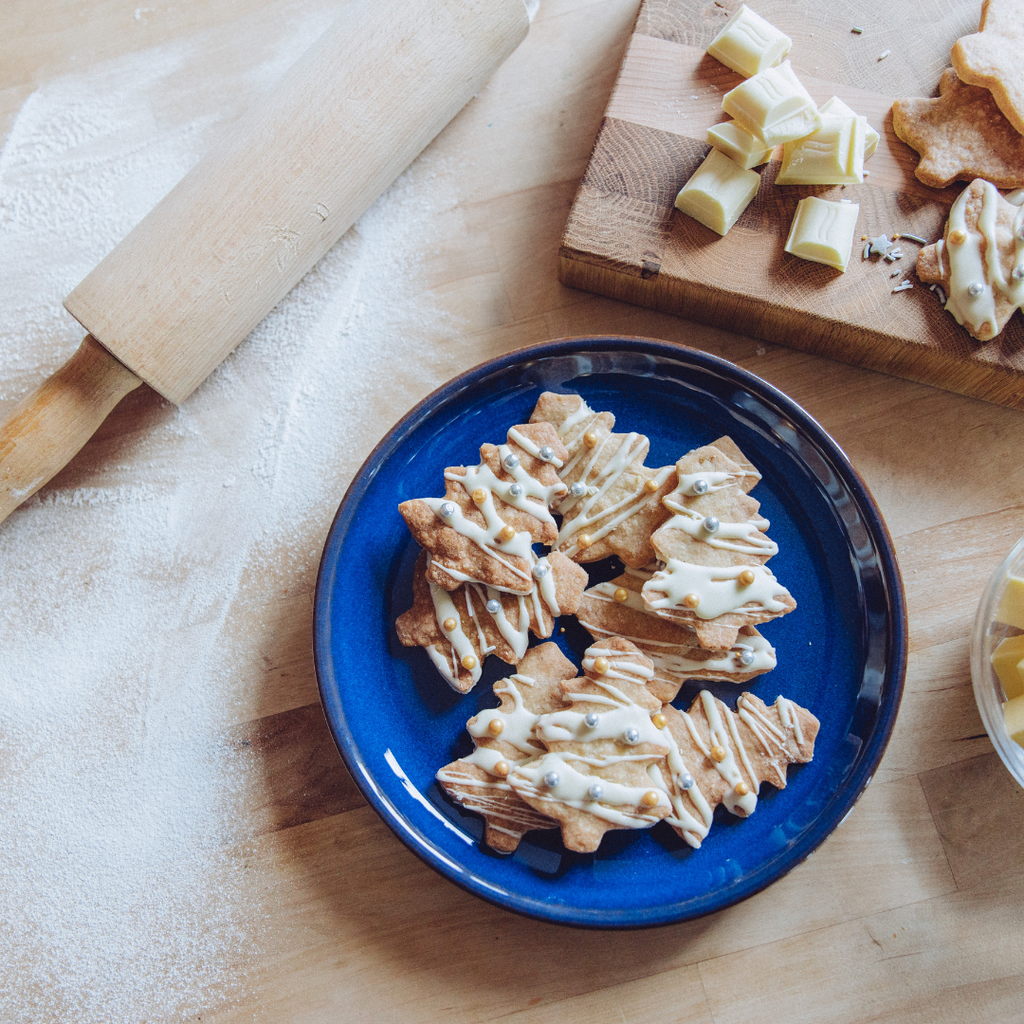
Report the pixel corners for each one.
[971,532,1024,788]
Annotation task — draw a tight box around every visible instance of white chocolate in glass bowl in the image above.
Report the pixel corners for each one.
[707,4,792,78]
[783,196,860,272]
[674,149,761,236]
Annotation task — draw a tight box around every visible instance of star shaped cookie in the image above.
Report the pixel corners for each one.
[892,67,1024,189]
[952,0,1024,134]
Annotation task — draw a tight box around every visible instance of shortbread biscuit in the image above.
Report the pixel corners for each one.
[952,0,1024,135]
[917,177,1024,340]
[655,691,818,848]
[399,422,568,594]
[396,550,588,692]
[576,567,776,702]
[507,638,673,853]
[642,444,795,649]
[435,644,577,851]
[892,68,1024,189]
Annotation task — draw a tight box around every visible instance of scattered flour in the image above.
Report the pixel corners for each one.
[0,11,466,1023]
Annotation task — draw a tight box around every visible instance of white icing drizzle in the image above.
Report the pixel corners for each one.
[554,430,673,557]
[580,646,655,684]
[506,427,564,469]
[424,555,564,688]
[659,494,777,558]
[943,181,1024,340]
[509,752,669,827]
[649,733,714,848]
[693,691,757,816]
[675,470,738,495]
[425,496,534,588]
[555,396,600,440]
[643,561,789,620]
[466,674,546,758]
[536,703,668,745]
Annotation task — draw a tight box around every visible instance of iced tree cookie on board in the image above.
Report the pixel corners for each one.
[916,178,1024,341]
[435,644,578,852]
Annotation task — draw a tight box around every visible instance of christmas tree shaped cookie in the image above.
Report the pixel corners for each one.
[435,644,578,852]
[396,550,588,692]
[507,637,673,852]
[399,422,569,594]
[642,442,796,649]
[576,566,776,702]
[654,690,818,848]
[529,392,676,567]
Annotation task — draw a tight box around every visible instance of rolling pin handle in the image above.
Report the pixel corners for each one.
[0,335,144,524]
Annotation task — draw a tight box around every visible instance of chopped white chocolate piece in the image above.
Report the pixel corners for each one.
[784,196,860,272]
[707,4,792,78]
[722,61,822,146]
[776,113,865,185]
[706,119,775,169]
[819,96,879,158]
[675,149,761,236]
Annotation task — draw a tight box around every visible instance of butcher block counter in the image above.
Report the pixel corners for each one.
[1,0,1023,1021]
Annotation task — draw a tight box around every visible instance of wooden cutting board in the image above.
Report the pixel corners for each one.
[559,0,1024,409]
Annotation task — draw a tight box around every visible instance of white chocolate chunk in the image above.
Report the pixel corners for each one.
[776,113,865,185]
[819,96,879,159]
[784,196,860,272]
[722,61,821,146]
[675,149,761,236]
[706,119,774,169]
[707,4,792,78]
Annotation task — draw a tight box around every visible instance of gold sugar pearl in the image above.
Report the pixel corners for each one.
[442,617,458,632]
[472,487,487,504]
[498,525,516,542]
[613,587,629,604]
[709,744,726,763]
[734,781,750,797]
[682,593,700,609]
[488,718,505,737]
[583,430,599,448]
[577,533,593,549]
[593,656,610,675]
[641,790,660,807]
[461,654,477,671]
[643,478,660,494]
[493,760,510,777]
[651,712,668,730]
[948,228,967,245]
[738,570,756,586]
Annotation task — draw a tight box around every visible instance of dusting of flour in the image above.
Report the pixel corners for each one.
[0,13,464,1023]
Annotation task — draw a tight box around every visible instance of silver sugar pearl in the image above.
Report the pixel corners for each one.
[538,445,555,461]
[587,783,604,801]
[584,712,600,728]
[569,481,586,497]
[543,771,560,788]
[678,772,695,791]
[508,482,523,499]
[532,561,551,580]
[968,281,985,297]
[439,501,456,519]
[702,516,721,534]
[691,478,709,495]
[737,649,756,667]
[502,453,520,470]
[624,727,640,745]
[1014,265,1024,281]
[485,599,501,614]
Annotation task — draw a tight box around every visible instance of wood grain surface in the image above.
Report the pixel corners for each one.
[560,0,1024,409]
[3,0,1024,1022]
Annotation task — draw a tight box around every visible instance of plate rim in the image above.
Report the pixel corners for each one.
[313,335,908,929]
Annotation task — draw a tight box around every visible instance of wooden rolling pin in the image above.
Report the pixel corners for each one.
[0,0,529,524]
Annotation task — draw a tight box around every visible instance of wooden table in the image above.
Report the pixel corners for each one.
[2,1,1023,1021]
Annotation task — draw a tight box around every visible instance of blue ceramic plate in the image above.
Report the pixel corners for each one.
[314,337,906,928]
